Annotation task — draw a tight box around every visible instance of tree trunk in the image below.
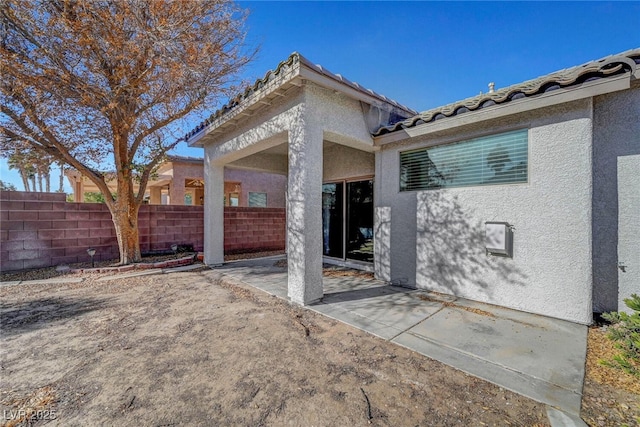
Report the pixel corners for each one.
[58,163,64,192]
[45,172,50,192]
[30,175,36,192]
[20,169,30,191]
[110,197,142,265]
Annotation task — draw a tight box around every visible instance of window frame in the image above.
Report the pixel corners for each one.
[248,191,268,208]
[398,129,529,192]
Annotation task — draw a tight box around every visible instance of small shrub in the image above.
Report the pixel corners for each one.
[601,294,640,378]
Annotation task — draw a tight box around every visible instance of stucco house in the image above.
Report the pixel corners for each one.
[66,155,286,207]
[186,49,640,325]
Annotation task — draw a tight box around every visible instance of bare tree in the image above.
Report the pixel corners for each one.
[1,0,253,263]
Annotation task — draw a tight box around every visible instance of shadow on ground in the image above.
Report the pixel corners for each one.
[0,297,109,336]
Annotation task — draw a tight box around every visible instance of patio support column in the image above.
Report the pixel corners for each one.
[204,162,224,266]
[287,121,323,305]
[149,186,162,205]
[195,187,205,206]
[169,178,185,205]
[74,179,84,203]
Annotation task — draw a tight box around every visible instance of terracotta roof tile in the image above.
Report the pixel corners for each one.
[374,48,640,136]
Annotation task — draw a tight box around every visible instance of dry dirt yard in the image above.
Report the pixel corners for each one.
[0,266,637,426]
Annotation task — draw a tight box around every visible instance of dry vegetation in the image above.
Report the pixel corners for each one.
[581,326,640,426]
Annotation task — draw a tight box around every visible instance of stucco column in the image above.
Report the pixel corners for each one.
[374,207,392,282]
[287,122,323,305]
[74,179,84,203]
[373,152,391,282]
[204,163,224,266]
[149,186,162,205]
[169,178,185,205]
[195,187,204,206]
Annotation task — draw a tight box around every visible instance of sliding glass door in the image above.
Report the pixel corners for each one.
[322,179,373,263]
[346,180,374,263]
[322,183,344,259]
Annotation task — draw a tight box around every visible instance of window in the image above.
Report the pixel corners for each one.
[229,193,239,206]
[400,129,528,191]
[248,192,267,207]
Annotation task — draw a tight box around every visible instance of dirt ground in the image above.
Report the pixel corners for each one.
[0,266,637,427]
[1,267,552,426]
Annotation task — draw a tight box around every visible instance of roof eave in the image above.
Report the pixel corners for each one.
[187,53,416,147]
[187,66,302,148]
[297,66,416,116]
[374,73,632,146]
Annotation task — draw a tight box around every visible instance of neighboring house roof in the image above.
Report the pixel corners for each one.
[166,155,203,164]
[374,48,640,136]
[184,52,417,144]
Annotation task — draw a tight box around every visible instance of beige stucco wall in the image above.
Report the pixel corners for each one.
[592,81,640,313]
[376,98,595,324]
[224,168,286,208]
[168,161,204,205]
[323,143,374,182]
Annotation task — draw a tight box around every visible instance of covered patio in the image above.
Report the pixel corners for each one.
[187,53,415,305]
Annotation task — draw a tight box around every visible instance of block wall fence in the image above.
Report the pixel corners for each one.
[0,191,285,272]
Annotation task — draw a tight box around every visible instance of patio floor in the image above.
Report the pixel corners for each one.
[212,255,588,421]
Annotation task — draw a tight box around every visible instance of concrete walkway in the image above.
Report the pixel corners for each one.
[214,256,588,425]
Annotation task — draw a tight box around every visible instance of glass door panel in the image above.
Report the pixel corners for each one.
[322,183,344,259]
[346,180,374,262]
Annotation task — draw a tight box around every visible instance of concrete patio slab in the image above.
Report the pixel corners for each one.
[394,305,586,414]
[213,256,588,420]
[404,305,587,392]
[313,285,442,340]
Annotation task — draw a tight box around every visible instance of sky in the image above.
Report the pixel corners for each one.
[2,1,639,192]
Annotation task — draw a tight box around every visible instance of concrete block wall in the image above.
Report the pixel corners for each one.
[223,207,286,254]
[138,204,205,254]
[1,191,285,271]
[1,191,118,270]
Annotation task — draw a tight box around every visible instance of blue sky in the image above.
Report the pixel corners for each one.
[2,1,639,192]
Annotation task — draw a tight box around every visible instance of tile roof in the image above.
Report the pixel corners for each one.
[166,154,203,164]
[374,48,640,136]
[184,52,416,142]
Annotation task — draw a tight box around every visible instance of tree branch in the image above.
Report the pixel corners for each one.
[128,98,201,159]
[134,137,182,205]
[1,104,115,210]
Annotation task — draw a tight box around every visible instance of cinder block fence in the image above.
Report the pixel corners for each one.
[0,191,285,272]
[223,207,286,254]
